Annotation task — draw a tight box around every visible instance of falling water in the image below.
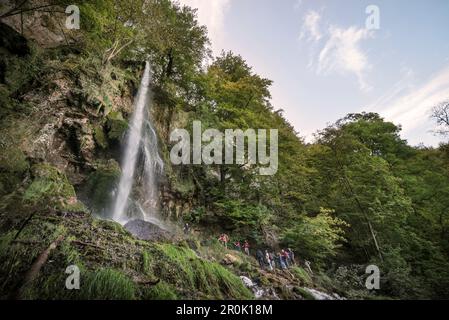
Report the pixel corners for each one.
[111,61,164,225]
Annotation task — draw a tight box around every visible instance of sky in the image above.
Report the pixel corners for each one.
[176,0,449,146]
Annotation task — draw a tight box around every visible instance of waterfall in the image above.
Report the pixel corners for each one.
[111,61,164,225]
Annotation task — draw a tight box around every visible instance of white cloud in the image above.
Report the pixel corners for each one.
[298,9,375,92]
[176,0,231,55]
[317,26,373,91]
[299,10,322,42]
[367,66,449,145]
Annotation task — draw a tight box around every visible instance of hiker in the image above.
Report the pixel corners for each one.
[305,260,313,274]
[234,241,241,251]
[243,240,250,255]
[183,222,190,234]
[265,250,273,271]
[281,249,290,268]
[278,252,287,269]
[223,234,229,248]
[218,234,229,248]
[256,249,265,268]
[287,248,295,265]
[269,252,276,270]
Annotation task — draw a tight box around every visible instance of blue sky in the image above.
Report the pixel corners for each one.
[177,0,449,146]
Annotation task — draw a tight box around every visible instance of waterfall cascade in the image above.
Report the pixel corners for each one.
[111,61,164,226]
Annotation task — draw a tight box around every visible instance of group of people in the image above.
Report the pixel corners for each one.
[256,248,295,271]
[233,240,251,255]
[218,234,297,272]
[218,234,251,255]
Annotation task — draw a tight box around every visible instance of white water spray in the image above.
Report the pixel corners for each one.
[112,61,163,225]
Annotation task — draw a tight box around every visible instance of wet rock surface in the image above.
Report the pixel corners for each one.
[124,219,172,241]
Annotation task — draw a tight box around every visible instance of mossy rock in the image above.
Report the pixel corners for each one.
[23,163,84,211]
[0,172,22,196]
[142,281,178,300]
[86,159,121,212]
[293,287,316,300]
[93,124,108,149]
[0,209,254,300]
[106,111,128,141]
[22,267,137,300]
[0,145,29,173]
[149,244,253,300]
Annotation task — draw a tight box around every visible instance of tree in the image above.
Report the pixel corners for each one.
[431,101,449,136]
[281,208,349,265]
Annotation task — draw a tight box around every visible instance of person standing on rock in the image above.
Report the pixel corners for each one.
[278,252,287,270]
[269,252,276,270]
[287,248,295,265]
[243,240,250,255]
[218,234,226,248]
[183,222,190,235]
[256,249,265,268]
[265,250,273,271]
[222,234,230,249]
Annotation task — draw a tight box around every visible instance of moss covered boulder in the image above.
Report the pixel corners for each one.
[23,163,85,212]
[85,159,121,212]
[106,111,128,142]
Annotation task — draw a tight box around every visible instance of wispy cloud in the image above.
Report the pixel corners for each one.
[176,0,231,55]
[298,9,374,92]
[299,10,322,42]
[369,66,449,144]
[317,26,373,91]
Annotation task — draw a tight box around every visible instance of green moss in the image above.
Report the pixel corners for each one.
[0,230,15,258]
[142,251,151,274]
[106,111,128,141]
[294,287,316,300]
[0,220,69,299]
[86,159,120,211]
[93,124,108,149]
[92,218,126,234]
[153,244,253,299]
[292,267,313,286]
[0,206,252,300]
[0,143,29,196]
[238,261,253,273]
[81,268,136,300]
[23,163,83,211]
[142,281,178,300]
[0,145,29,173]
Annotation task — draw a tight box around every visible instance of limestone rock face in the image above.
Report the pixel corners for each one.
[62,117,96,163]
[1,0,80,48]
